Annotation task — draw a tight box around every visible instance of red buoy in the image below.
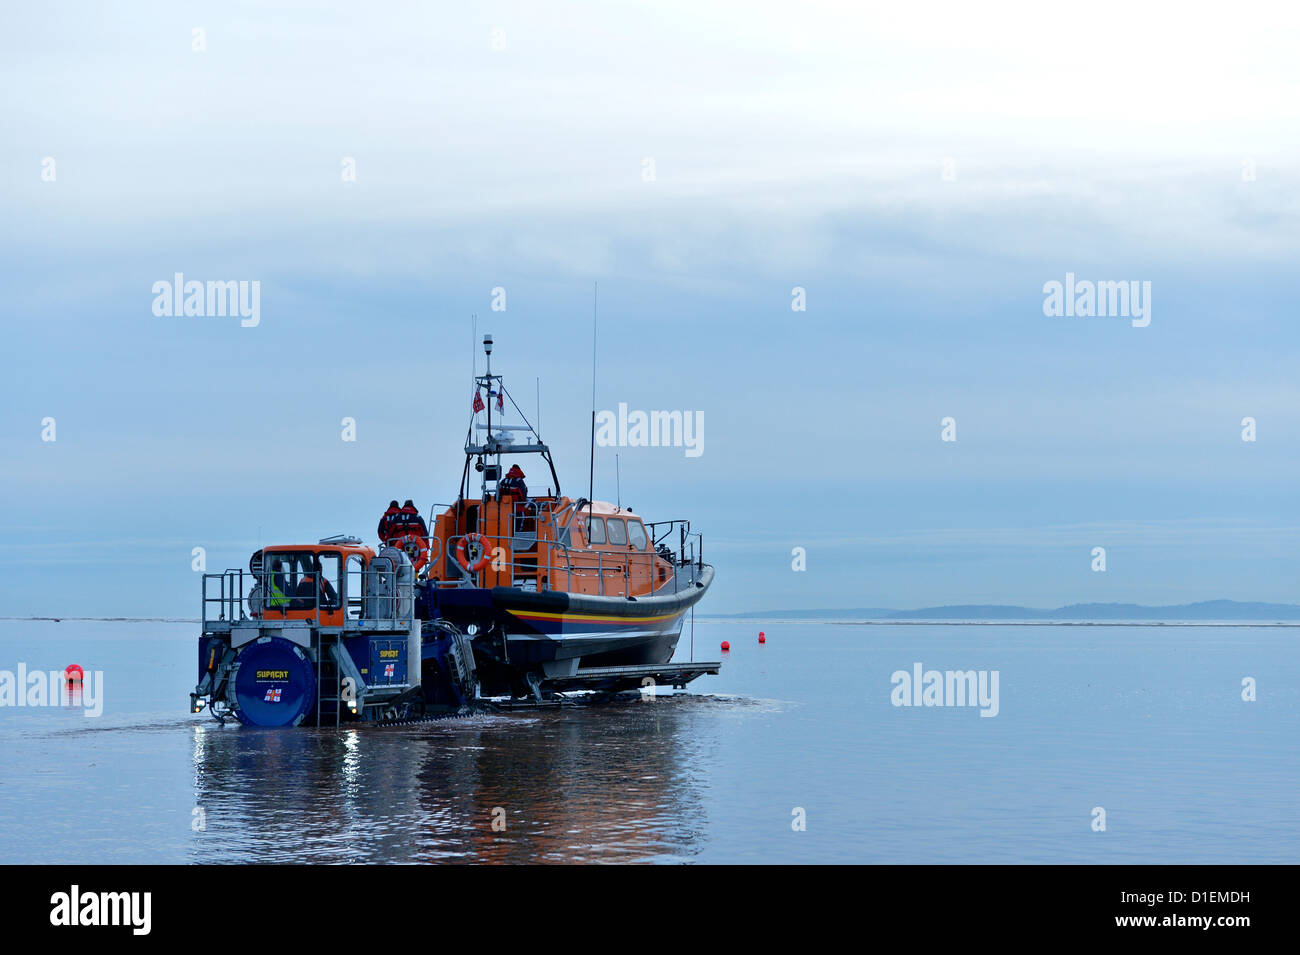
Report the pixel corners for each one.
[64,664,84,684]
[758,632,766,644]
[721,641,730,652]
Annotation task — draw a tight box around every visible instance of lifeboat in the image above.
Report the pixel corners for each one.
[420,334,713,698]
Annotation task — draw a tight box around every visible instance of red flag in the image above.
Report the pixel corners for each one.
[472,390,485,413]
[496,389,504,413]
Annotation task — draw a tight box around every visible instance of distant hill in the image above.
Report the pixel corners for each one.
[710,607,900,619]
[703,600,1300,621]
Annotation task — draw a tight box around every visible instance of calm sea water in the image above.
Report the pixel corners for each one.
[0,618,1296,864]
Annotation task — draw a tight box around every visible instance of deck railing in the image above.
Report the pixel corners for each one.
[437,514,703,598]
[201,562,414,631]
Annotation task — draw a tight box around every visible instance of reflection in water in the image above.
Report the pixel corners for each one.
[191,697,717,863]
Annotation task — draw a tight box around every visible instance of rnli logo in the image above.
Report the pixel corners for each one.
[256,669,289,681]
[264,688,282,703]
[384,663,395,678]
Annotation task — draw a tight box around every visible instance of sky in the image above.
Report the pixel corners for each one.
[2,1,1299,616]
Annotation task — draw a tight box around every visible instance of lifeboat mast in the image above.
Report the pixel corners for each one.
[459,333,561,504]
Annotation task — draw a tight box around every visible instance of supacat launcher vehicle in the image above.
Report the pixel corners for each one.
[191,335,716,726]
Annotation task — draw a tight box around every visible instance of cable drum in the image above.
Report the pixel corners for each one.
[378,546,414,618]
[366,555,393,618]
[230,637,317,727]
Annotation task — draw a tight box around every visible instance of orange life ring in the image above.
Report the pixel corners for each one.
[398,536,429,574]
[456,533,492,574]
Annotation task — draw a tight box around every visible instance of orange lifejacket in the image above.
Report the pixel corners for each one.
[377,504,401,541]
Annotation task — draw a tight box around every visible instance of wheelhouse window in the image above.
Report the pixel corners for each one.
[607,518,627,546]
[263,550,341,611]
[263,551,314,584]
[628,520,648,550]
[261,552,298,611]
[308,552,342,610]
[345,554,364,618]
[586,516,606,545]
[317,553,341,591]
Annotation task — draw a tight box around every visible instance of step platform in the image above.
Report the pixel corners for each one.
[551,660,719,692]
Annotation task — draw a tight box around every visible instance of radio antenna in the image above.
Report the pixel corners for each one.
[588,283,597,527]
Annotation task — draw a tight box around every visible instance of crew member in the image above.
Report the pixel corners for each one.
[399,500,429,541]
[294,556,339,610]
[499,465,528,502]
[266,559,289,612]
[395,500,430,572]
[377,500,401,542]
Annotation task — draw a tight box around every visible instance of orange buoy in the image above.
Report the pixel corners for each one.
[758,632,766,644]
[720,641,730,652]
[64,664,84,684]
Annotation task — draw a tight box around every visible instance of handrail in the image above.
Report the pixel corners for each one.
[202,556,414,630]
[440,528,674,599]
[202,520,701,625]
[646,519,692,548]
